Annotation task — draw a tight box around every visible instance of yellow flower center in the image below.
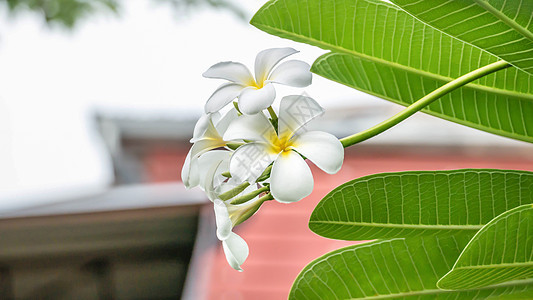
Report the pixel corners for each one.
[248,71,266,89]
[249,79,264,89]
[270,134,293,154]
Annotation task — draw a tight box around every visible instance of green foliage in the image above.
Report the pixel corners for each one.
[250,0,533,143]
[390,0,533,76]
[289,236,533,300]
[310,169,533,240]
[438,204,533,290]
[248,0,533,296]
[2,0,245,28]
[5,0,119,27]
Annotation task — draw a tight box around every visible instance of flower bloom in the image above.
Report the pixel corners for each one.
[203,48,312,115]
[181,109,237,189]
[198,149,267,271]
[183,48,344,271]
[214,196,266,271]
[223,95,344,203]
[211,173,266,271]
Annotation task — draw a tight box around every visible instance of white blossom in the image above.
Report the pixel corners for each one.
[203,48,312,115]
[181,108,237,189]
[213,183,266,271]
[223,95,344,203]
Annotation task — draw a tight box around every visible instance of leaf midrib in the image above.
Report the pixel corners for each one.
[344,278,533,299]
[253,16,533,101]
[454,261,533,270]
[312,56,533,143]
[473,0,533,43]
[309,220,483,230]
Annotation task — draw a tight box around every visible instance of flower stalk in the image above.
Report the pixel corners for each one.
[226,142,243,150]
[267,106,279,131]
[219,182,251,201]
[231,186,269,204]
[340,60,511,148]
[256,165,272,182]
[233,192,274,227]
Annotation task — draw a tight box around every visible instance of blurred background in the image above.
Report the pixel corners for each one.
[0,0,532,299]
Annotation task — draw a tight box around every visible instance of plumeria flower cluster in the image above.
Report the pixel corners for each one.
[182,48,344,271]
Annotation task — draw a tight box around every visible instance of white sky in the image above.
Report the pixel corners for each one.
[0,0,371,210]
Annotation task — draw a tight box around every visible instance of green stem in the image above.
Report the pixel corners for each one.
[233,101,243,115]
[221,165,272,182]
[339,60,511,148]
[233,192,274,226]
[230,186,269,204]
[218,182,250,201]
[267,106,278,121]
[267,106,279,132]
[226,142,243,150]
[256,165,272,182]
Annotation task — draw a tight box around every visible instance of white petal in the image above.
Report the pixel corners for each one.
[189,137,225,158]
[191,113,222,142]
[223,113,276,143]
[191,112,221,142]
[214,200,232,240]
[212,169,228,188]
[204,159,228,201]
[238,83,276,115]
[291,131,344,174]
[229,143,276,183]
[254,47,298,85]
[214,108,239,136]
[270,150,313,203]
[205,83,245,113]
[203,61,255,86]
[268,60,312,87]
[181,150,199,189]
[277,95,324,142]
[197,150,231,191]
[222,232,249,272]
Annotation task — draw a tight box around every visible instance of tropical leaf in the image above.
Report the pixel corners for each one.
[488,290,533,299]
[309,169,533,240]
[390,0,533,75]
[251,0,533,143]
[313,53,533,143]
[438,204,533,290]
[289,236,533,299]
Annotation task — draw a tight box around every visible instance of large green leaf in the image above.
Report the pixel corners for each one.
[251,0,533,143]
[313,53,533,143]
[390,0,533,76]
[438,204,533,290]
[289,236,533,299]
[310,169,533,240]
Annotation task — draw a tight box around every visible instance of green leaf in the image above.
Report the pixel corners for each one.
[310,169,533,240]
[289,236,533,299]
[438,204,533,290]
[251,0,533,143]
[314,53,533,143]
[390,0,533,76]
[489,290,533,299]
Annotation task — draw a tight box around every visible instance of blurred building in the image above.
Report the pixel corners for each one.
[0,105,531,299]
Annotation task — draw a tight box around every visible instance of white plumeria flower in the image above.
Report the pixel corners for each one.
[192,150,232,194]
[181,109,238,189]
[214,199,249,271]
[213,186,265,271]
[223,95,344,203]
[203,47,312,115]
